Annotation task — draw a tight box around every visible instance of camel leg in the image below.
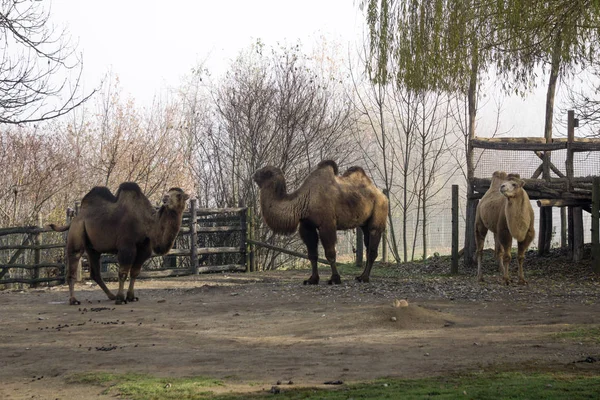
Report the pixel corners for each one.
[115,246,135,304]
[299,222,320,285]
[356,225,381,283]
[474,221,487,282]
[517,227,535,285]
[319,225,341,285]
[65,221,85,305]
[66,249,84,306]
[87,249,116,301]
[127,247,151,302]
[498,230,513,285]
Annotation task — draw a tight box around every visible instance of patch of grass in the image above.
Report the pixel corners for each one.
[67,371,600,400]
[67,372,223,399]
[553,325,600,343]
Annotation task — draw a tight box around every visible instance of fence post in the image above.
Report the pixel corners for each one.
[74,201,82,282]
[247,207,255,272]
[190,198,198,274]
[355,227,364,268]
[240,204,247,272]
[32,213,42,288]
[451,185,459,274]
[592,177,600,273]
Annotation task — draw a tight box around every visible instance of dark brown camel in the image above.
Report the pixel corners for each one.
[49,182,189,305]
[253,160,388,285]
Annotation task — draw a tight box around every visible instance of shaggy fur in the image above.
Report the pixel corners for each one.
[475,171,535,285]
[50,183,189,305]
[253,160,388,285]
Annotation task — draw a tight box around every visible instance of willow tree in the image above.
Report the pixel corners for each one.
[362,0,600,261]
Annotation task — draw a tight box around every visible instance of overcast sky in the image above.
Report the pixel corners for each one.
[48,0,582,139]
[51,0,364,102]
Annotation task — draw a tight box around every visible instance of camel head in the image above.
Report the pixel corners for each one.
[499,176,524,199]
[162,187,190,212]
[253,166,284,188]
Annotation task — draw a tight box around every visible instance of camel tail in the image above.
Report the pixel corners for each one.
[48,223,70,232]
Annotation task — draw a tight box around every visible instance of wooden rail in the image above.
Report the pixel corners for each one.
[1,202,249,287]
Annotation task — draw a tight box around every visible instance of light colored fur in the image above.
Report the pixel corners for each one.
[475,171,535,285]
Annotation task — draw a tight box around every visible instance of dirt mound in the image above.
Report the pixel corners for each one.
[380,301,461,330]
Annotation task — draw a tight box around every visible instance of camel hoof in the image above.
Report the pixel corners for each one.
[355,275,369,283]
[69,298,81,306]
[328,275,341,285]
[518,279,528,286]
[115,297,127,305]
[126,296,139,302]
[107,294,117,300]
[303,277,319,285]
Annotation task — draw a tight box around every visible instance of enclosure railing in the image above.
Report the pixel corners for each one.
[0,199,249,287]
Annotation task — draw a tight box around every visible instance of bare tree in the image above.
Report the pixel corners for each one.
[0,0,93,124]
[207,41,356,269]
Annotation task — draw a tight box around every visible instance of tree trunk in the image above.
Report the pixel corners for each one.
[539,33,562,255]
[464,48,478,268]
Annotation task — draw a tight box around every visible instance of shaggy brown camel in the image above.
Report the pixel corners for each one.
[50,183,189,305]
[253,160,388,285]
[475,171,535,285]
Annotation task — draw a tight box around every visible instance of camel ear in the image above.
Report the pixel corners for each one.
[183,193,190,201]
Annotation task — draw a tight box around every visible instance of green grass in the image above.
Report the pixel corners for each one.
[66,373,223,399]
[553,325,600,343]
[67,371,600,400]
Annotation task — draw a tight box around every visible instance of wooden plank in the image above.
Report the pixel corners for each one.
[0,263,64,269]
[536,199,590,207]
[101,268,193,279]
[198,264,246,273]
[247,238,329,265]
[196,226,242,233]
[0,243,65,251]
[0,276,63,285]
[196,207,246,216]
[0,235,31,279]
[471,138,566,151]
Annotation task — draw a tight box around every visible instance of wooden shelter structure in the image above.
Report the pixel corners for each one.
[464,110,600,266]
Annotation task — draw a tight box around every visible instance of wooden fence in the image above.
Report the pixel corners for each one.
[464,110,600,266]
[0,199,249,287]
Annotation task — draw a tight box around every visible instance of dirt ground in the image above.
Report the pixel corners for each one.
[1,251,600,399]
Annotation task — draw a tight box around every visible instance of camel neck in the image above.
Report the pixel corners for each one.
[151,207,182,255]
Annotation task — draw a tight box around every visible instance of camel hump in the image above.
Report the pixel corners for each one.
[317,160,339,175]
[117,182,143,196]
[342,166,366,177]
[82,186,117,204]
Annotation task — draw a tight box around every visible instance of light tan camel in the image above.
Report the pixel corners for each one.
[253,160,389,285]
[475,171,535,284]
[50,182,189,305]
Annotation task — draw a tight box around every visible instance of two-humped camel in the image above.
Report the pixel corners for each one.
[475,171,535,284]
[50,182,189,305]
[253,160,388,285]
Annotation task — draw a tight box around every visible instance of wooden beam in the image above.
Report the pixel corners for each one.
[536,199,590,207]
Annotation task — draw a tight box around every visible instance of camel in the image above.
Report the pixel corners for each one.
[253,160,388,285]
[49,182,189,305]
[474,171,535,285]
